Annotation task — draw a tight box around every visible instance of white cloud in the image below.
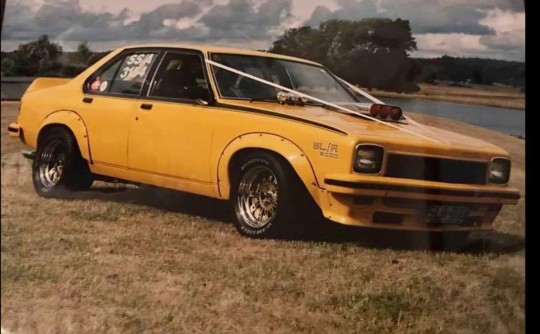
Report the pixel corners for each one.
[413,32,523,61]
[412,8,525,61]
[413,33,485,56]
[163,18,210,35]
[480,8,524,32]
[478,8,525,51]
[1,0,525,61]
[289,0,339,26]
[79,0,174,15]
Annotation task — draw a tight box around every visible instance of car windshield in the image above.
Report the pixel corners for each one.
[210,53,363,103]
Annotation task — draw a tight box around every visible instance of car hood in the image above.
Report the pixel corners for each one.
[226,100,505,152]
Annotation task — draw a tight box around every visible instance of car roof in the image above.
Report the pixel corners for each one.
[121,43,323,67]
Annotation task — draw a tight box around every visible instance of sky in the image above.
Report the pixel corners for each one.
[1,0,525,61]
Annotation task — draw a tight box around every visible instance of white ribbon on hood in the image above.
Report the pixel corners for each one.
[206,59,440,143]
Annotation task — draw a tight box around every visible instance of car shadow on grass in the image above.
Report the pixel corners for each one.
[295,223,525,254]
[61,183,235,223]
[61,184,524,255]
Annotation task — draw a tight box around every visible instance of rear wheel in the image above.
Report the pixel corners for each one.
[232,152,311,238]
[32,128,93,197]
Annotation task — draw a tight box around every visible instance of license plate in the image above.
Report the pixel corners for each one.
[425,205,469,225]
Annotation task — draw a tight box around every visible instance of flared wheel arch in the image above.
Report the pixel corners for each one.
[218,133,321,204]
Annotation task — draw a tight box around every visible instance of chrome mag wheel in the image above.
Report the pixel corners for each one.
[37,139,66,188]
[236,166,279,228]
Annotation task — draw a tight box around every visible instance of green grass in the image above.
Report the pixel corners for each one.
[1,102,525,333]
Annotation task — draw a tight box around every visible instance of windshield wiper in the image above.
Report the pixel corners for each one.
[249,97,280,103]
[306,101,336,110]
[303,101,325,107]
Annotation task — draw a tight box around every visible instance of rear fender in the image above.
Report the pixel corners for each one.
[39,110,92,162]
[25,78,71,94]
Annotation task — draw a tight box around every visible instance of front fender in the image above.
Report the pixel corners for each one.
[39,110,92,162]
[216,133,322,203]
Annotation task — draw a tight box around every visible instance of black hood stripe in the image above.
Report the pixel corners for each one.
[212,102,347,136]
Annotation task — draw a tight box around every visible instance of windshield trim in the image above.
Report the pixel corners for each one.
[207,52,361,103]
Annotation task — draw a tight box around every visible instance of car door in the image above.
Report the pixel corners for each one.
[127,50,215,182]
[80,50,159,168]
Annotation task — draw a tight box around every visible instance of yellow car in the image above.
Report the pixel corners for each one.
[8,44,520,238]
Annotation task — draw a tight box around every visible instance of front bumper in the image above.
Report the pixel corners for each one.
[321,174,520,231]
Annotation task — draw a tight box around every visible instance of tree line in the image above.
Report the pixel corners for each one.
[1,35,108,77]
[271,19,420,92]
[1,19,525,92]
[413,56,524,88]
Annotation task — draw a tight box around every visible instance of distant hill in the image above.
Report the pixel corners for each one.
[413,56,524,88]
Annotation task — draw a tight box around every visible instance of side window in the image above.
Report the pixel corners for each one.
[85,52,157,96]
[149,53,210,101]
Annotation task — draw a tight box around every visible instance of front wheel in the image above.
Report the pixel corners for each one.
[32,128,93,197]
[232,153,304,238]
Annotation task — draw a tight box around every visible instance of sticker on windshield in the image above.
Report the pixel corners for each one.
[119,53,155,81]
[99,81,108,92]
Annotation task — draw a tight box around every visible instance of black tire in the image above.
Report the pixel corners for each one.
[231,152,312,238]
[32,127,93,197]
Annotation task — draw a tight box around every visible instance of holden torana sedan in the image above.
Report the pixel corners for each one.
[8,43,520,238]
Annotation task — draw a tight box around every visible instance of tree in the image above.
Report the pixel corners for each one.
[87,51,111,66]
[413,56,524,88]
[9,35,63,76]
[69,42,93,67]
[472,67,483,84]
[270,19,419,93]
[1,37,109,77]
[271,26,325,63]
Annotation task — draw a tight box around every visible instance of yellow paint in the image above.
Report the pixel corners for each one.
[216,133,320,201]
[10,44,521,232]
[40,110,91,161]
[128,99,214,182]
[77,95,136,167]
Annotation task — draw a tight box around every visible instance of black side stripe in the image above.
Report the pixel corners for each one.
[324,179,521,200]
[213,102,347,136]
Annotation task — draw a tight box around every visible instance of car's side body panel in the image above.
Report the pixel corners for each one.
[25,77,71,94]
[10,43,521,232]
[17,84,76,149]
[128,99,215,183]
[77,95,135,168]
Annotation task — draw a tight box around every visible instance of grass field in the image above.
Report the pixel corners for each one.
[1,101,525,333]
[371,83,525,110]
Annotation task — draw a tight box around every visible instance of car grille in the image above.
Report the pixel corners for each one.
[385,154,488,185]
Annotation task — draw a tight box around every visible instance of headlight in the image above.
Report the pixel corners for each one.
[489,158,511,184]
[354,145,384,173]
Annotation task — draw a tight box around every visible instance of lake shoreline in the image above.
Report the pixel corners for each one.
[370,83,525,110]
[383,97,524,137]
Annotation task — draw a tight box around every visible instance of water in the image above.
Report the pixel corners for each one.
[381,97,525,137]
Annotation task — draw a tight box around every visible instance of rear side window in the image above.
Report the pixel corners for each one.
[148,52,211,101]
[85,52,158,96]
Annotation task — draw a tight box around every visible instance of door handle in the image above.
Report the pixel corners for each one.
[140,103,153,110]
[82,97,93,103]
